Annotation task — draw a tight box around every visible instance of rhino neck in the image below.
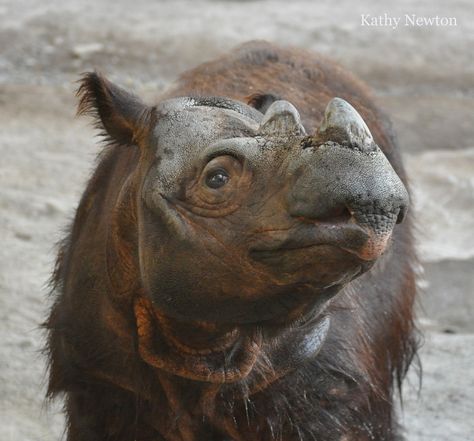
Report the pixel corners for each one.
[134,296,262,383]
[132,295,330,393]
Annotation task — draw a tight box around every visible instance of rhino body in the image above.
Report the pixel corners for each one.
[46,41,417,441]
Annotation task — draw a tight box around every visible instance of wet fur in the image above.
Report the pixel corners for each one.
[46,41,418,440]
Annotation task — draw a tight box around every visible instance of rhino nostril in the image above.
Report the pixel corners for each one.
[317,205,352,223]
[295,205,352,225]
[396,205,408,224]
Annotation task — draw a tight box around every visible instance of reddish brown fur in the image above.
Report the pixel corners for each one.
[46,41,417,441]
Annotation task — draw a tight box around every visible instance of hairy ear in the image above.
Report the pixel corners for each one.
[76,72,156,146]
[246,92,281,114]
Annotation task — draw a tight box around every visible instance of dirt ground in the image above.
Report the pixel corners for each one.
[1,1,473,440]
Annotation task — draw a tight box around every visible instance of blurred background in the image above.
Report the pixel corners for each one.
[1,0,473,439]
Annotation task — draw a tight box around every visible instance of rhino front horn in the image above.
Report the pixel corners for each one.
[316,98,376,151]
[258,100,306,136]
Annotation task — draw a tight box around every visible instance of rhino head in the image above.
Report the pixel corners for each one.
[78,73,409,382]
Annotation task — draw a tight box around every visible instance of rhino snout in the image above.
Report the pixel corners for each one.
[287,98,409,261]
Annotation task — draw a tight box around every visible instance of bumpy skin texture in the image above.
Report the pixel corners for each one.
[46,41,417,441]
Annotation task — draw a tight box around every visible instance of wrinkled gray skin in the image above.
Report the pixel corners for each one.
[138,96,409,330]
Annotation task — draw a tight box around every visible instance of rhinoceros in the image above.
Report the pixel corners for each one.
[46,41,417,441]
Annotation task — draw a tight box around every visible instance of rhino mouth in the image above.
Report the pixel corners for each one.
[249,221,384,263]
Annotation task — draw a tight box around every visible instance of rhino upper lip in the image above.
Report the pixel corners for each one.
[249,222,370,257]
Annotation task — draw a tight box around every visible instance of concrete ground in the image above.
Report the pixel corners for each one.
[1,0,473,439]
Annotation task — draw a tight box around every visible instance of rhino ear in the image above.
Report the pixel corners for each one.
[246,92,281,114]
[76,72,156,146]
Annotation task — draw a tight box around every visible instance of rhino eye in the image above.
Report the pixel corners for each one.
[205,169,230,189]
[188,155,248,213]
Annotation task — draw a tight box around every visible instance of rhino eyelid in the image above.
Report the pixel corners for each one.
[204,150,244,165]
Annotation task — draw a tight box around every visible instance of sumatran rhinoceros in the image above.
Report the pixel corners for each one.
[46,41,417,441]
